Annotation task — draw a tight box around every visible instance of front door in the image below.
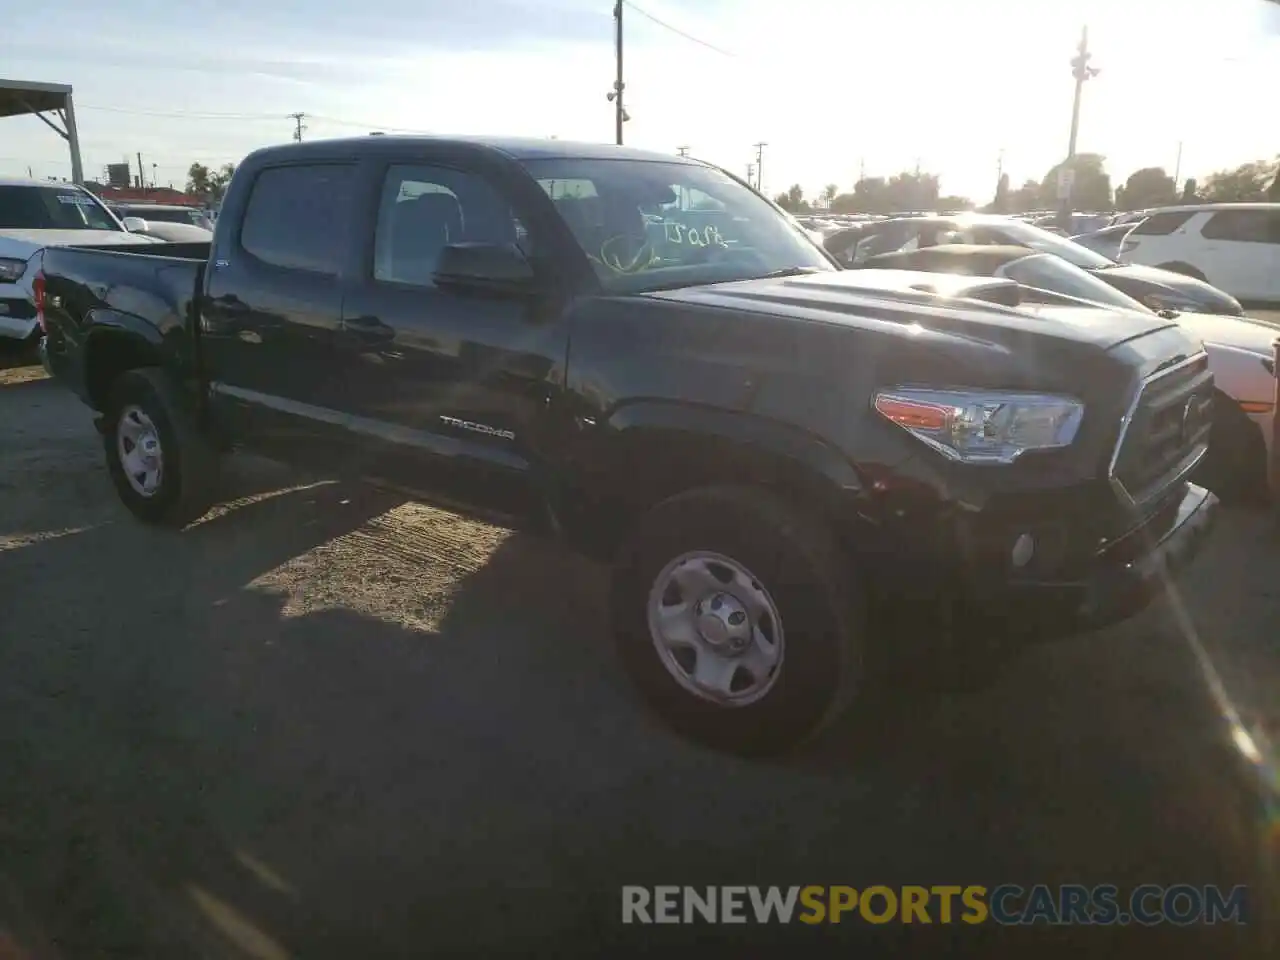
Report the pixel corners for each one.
[337,159,568,523]
[201,162,357,465]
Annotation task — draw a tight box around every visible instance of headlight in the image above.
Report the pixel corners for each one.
[0,258,28,282]
[874,387,1085,464]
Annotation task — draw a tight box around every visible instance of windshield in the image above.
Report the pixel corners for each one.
[1002,253,1152,313]
[0,186,122,231]
[971,218,1114,269]
[122,206,212,229]
[521,158,833,292]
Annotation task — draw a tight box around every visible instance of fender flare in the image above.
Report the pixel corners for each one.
[80,309,169,409]
[602,399,866,500]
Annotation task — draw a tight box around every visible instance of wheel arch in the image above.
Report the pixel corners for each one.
[82,310,166,410]
[569,400,871,559]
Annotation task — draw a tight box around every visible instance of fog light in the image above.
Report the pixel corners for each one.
[1011,533,1035,569]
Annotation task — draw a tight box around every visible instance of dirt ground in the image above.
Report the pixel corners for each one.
[0,346,1277,958]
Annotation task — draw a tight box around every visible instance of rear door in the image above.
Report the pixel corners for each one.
[1197,209,1280,304]
[201,163,357,464]
[336,154,568,522]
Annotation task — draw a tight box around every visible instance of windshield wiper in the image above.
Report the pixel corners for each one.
[755,266,825,280]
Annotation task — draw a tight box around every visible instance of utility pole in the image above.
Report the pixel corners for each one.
[746,163,755,190]
[1059,25,1098,230]
[136,152,144,188]
[677,146,690,157]
[1173,140,1183,192]
[996,148,1004,184]
[289,112,307,142]
[858,157,865,183]
[612,1,625,145]
[753,142,767,193]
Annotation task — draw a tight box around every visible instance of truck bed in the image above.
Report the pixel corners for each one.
[39,242,210,401]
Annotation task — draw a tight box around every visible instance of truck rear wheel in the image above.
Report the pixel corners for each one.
[611,486,865,755]
[103,368,219,527]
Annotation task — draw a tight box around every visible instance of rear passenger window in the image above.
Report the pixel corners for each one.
[1131,211,1195,235]
[373,164,529,287]
[240,164,355,274]
[1201,210,1279,244]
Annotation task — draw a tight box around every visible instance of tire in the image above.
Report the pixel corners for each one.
[1156,261,1208,283]
[610,486,865,755]
[102,367,220,526]
[1192,391,1268,506]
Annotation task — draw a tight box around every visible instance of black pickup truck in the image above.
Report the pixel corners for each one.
[37,136,1219,753]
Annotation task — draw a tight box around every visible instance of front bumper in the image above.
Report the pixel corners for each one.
[981,482,1219,637]
[1073,482,1217,629]
[862,481,1219,645]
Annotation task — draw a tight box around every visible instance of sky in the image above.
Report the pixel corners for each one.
[1,0,1278,202]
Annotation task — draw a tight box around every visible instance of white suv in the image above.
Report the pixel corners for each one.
[1120,203,1280,308]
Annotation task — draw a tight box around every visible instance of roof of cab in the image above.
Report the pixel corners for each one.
[243,135,697,167]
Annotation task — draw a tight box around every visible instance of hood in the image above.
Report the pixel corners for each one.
[0,229,159,260]
[1173,313,1280,356]
[648,270,1178,352]
[1098,263,1242,314]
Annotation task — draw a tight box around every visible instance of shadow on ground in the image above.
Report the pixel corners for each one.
[1,466,1275,957]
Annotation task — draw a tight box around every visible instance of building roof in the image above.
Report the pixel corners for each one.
[0,78,72,120]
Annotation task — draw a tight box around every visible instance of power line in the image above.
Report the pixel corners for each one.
[80,104,283,120]
[623,1,735,57]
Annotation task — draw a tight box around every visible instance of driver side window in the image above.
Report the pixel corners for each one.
[373,164,530,287]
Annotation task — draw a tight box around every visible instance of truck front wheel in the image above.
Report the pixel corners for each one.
[103,368,219,526]
[611,486,865,755]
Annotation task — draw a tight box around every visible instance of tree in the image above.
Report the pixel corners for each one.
[774,184,809,212]
[1268,165,1280,201]
[186,161,236,203]
[1199,158,1279,202]
[1006,179,1043,214]
[1114,185,1127,210]
[1040,153,1112,210]
[937,195,974,212]
[186,162,212,201]
[1181,178,1198,202]
[210,163,236,202]
[821,183,838,208]
[1119,166,1176,210]
[988,173,1010,214]
[885,171,940,212]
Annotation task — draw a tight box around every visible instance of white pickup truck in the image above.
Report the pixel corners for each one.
[0,177,159,341]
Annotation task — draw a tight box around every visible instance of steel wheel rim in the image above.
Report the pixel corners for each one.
[646,550,785,706]
[116,404,164,497]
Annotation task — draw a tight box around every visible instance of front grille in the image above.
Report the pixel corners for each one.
[1109,353,1213,509]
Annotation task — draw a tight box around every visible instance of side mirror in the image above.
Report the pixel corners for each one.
[433,242,534,294]
[121,217,149,233]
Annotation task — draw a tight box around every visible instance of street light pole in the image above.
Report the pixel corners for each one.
[614,1,625,145]
[1058,25,1097,230]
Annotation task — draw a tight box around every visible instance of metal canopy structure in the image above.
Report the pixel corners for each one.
[0,78,83,184]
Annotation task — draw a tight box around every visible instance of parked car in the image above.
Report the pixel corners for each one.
[1110,211,1148,227]
[857,243,1278,503]
[829,214,1246,317]
[1071,222,1136,260]
[36,136,1218,754]
[0,177,159,342]
[108,202,213,231]
[120,220,213,243]
[1119,203,1280,310]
